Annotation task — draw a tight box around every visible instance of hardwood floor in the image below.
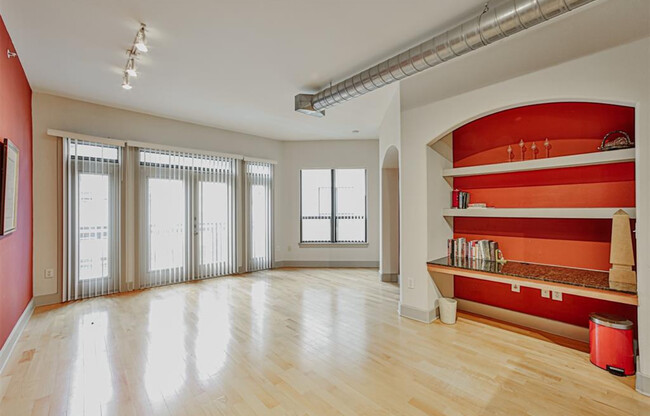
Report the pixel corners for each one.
[1,268,648,415]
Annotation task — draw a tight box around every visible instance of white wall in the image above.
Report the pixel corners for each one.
[275,139,379,265]
[398,37,650,373]
[32,93,381,301]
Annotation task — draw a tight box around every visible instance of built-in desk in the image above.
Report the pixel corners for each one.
[427,257,638,305]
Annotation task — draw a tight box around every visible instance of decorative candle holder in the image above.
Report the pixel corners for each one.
[531,142,538,160]
[544,138,551,158]
[507,145,513,162]
[519,139,526,161]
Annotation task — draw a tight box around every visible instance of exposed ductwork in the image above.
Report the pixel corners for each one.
[295,0,596,117]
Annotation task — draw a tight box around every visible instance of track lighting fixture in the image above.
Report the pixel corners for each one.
[134,24,148,53]
[120,23,148,90]
[6,49,17,59]
[122,73,132,90]
[126,56,137,77]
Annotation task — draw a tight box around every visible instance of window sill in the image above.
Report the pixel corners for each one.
[298,242,369,248]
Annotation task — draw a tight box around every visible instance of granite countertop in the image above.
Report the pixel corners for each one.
[427,257,636,294]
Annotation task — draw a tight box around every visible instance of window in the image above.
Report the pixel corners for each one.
[300,168,367,243]
[66,140,122,300]
[246,161,273,271]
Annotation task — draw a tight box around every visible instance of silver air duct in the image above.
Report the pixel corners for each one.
[295,0,596,116]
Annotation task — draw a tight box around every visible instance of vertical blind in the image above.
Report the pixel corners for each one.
[65,139,122,300]
[61,131,277,300]
[246,161,273,271]
[137,148,238,288]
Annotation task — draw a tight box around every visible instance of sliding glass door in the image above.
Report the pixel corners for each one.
[138,149,236,288]
[66,140,121,300]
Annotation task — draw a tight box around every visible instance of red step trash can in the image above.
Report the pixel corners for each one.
[589,313,635,376]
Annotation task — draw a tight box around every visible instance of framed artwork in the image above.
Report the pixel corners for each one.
[1,138,19,235]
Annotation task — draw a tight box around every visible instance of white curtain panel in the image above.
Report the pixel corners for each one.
[246,161,273,271]
[64,139,122,300]
[136,147,237,288]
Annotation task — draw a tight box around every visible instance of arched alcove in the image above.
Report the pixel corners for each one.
[427,101,637,335]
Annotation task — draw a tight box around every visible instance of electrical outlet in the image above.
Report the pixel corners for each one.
[541,289,550,298]
[408,278,415,289]
[287,245,292,252]
[511,283,520,293]
[552,291,563,301]
[44,268,55,279]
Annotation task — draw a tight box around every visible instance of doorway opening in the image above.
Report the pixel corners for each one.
[381,146,400,284]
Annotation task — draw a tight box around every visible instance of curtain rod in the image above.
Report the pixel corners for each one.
[47,129,126,147]
[48,129,277,163]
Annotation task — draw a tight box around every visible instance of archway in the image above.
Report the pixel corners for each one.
[380,146,400,283]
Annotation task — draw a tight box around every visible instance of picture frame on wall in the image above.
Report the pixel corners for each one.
[1,138,19,235]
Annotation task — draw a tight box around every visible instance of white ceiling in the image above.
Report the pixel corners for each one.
[400,0,650,110]
[0,0,486,141]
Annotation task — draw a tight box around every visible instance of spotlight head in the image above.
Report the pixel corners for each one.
[134,26,148,53]
[126,56,137,77]
[122,73,132,90]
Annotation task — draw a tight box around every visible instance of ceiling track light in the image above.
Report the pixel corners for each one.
[121,23,148,90]
[122,73,132,90]
[126,55,137,77]
[134,24,148,53]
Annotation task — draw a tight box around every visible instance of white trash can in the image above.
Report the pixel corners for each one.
[439,298,457,325]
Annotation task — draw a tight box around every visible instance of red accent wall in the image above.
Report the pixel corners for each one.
[0,15,33,350]
[451,102,636,329]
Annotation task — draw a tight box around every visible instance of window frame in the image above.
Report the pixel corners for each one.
[299,168,368,245]
[67,143,122,300]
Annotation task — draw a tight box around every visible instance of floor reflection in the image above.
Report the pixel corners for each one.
[250,280,268,341]
[144,294,187,404]
[194,289,231,382]
[68,310,112,415]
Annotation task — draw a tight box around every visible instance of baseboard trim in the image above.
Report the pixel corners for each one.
[34,292,62,307]
[0,298,34,374]
[636,371,650,396]
[399,303,438,323]
[380,272,399,282]
[457,299,589,342]
[274,260,379,268]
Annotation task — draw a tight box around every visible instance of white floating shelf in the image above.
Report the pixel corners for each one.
[443,207,636,219]
[443,148,635,178]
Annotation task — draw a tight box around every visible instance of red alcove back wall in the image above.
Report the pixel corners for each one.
[451,102,636,329]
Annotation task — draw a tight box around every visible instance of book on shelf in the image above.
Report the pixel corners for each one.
[452,190,471,209]
[451,191,492,209]
[447,238,499,261]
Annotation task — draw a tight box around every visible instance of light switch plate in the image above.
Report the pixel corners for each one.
[44,268,55,279]
[552,291,563,301]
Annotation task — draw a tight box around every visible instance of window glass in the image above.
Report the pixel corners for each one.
[78,173,110,280]
[301,169,332,242]
[335,169,366,243]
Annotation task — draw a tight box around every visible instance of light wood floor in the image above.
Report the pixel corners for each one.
[1,268,649,416]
